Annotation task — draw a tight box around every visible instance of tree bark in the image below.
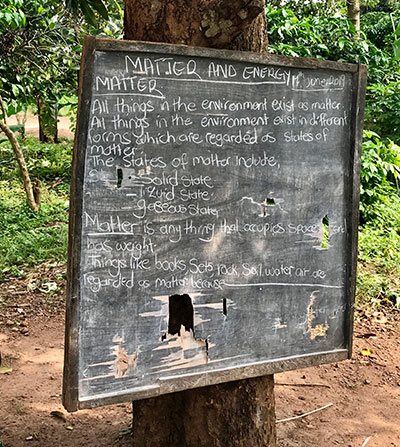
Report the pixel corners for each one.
[37,97,59,143]
[0,96,7,124]
[132,376,276,447]
[124,1,276,446]
[124,0,267,51]
[37,97,48,143]
[347,0,361,38]
[0,119,40,212]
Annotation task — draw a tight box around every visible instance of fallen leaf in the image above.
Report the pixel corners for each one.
[50,410,67,422]
[361,349,373,357]
[66,426,73,431]
[0,367,12,374]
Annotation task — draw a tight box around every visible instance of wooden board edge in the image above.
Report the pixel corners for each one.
[345,63,368,360]
[62,37,366,410]
[76,350,349,409]
[92,36,359,73]
[63,35,97,413]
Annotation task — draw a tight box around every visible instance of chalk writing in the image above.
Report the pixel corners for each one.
[82,54,351,321]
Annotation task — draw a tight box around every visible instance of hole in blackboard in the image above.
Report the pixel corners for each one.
[263,197,275,216]
[164,294,209,362]
[321,215,329,249]
[116,168,123,188]
[223,298,227,316]
[168,294,194,336]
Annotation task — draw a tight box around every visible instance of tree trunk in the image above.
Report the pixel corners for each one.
[124,1,276,446]
[0,119,40,212]
[37,97,59,143]
[124,0,268,52]
[37,97,48,143]
[347,0,361,38]
[132,376,276,447]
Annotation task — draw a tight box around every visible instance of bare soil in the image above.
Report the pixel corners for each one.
[1,266,399,447]
[7,114,74,139]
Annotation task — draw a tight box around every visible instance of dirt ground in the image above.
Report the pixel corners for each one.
[7,114,74,139]
[0,265,399,447]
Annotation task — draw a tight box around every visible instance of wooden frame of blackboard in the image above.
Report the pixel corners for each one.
[63,36,367,412]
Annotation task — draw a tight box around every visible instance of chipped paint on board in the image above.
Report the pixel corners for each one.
[306,291,329,340]
[152,324,209,373]
[111,337,138,378]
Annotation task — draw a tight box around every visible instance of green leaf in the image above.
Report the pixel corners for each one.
[11,84,19,97]
[4,12,12,24]
[393,39,400,59]
[80,1,97,26]
[19,9,26,26]
[89,0,109,20]
[395,22,400,37]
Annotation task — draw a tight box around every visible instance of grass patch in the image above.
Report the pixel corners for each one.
[0,180,69,278]
[0,136,72,188]
[356,195,400,308]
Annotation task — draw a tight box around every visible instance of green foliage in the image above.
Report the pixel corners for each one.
[361,11,397,49]
[0,136,72,279]
[361,0,398,13]
[357,131,400,307]
[360,8,400,140]
[66,0,110,26]
[0,0,80,142]
[360,131,400,224]
[357,217,400,307]
[364,82,400,142]
[0,0,123,129]
[0,180,69,279]
[266,7,395,84]
[267,0,345,17]
[0,136,72,184]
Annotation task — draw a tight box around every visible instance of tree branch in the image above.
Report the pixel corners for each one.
[0,96,7,124]
[0,114,40,212]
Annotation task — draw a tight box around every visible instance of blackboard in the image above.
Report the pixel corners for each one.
[63,36,367,411]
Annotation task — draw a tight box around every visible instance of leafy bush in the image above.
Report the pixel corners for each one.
[0,136,72,278]
[357,131,400,307]
[266,7,395,84]
[360,131,400,224]
[364,81,400,141]
[0,136,72,186]
[267,0,345,18]
[0,179,69,278]
[357,214,400,307]
[267,7,400,142]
